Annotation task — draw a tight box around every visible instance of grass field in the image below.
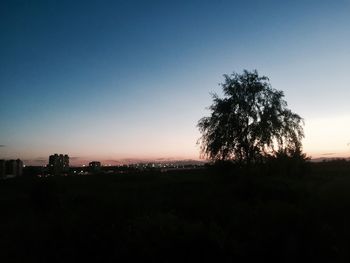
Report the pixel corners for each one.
[2,161,350,262]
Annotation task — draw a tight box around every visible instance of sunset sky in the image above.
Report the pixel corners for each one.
[1,0,350,165]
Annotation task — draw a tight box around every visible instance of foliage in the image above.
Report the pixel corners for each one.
[198,70,304,164]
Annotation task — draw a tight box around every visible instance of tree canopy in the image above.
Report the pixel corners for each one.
[197,70,304,164]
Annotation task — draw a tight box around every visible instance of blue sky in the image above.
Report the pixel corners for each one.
[1,0,350,165]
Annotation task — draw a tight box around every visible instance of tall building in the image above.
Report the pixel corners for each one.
[89,161,101,173]
[48,154,69,175]
[0,159,23,178]
[15,159,23,176]
[0,160,5,178]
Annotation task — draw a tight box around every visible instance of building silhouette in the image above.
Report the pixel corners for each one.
[48,154,69,175]
[0,159,23,178]
[0,160,5,178]
[89,161,101,173]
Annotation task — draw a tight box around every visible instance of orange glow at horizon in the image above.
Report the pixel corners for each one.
[303,115,350,159]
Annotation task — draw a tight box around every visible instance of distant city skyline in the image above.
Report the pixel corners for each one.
[1,0,350,164]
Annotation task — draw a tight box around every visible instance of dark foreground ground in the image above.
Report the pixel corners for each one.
[2,161,350,262]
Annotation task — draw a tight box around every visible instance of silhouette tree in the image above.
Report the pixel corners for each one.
[197,70,304,164]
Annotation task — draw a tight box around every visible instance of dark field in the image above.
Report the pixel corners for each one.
[2,161,350,262]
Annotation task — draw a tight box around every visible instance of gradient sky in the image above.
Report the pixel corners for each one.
[1,0,350,165]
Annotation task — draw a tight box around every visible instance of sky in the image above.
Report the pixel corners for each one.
[1,0,350,165]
